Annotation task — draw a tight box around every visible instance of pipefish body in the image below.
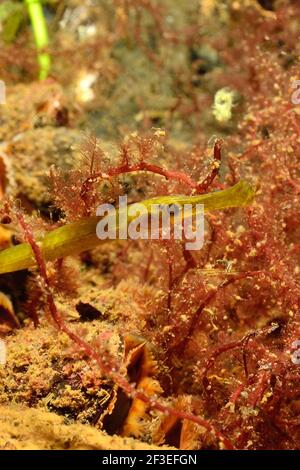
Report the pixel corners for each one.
[0,180,255,275]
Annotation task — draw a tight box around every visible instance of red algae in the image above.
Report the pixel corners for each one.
[0,0,299,452]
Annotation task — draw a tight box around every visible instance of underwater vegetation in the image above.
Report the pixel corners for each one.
[0,0,300,451]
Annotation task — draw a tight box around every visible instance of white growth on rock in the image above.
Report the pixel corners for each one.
[212,87,237,123]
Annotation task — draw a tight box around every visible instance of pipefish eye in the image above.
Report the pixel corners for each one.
[159,204,181,215]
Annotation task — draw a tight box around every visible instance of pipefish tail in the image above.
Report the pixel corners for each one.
[0,180,255,275]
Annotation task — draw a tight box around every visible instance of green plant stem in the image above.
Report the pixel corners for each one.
[25,0,50,80]
[0,181,255,275]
